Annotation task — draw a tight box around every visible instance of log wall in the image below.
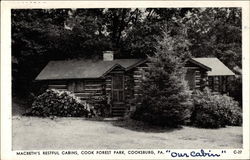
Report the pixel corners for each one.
[200,69,208,90]
[208,76,229,93]
[132,62,150,109]
[68,79,105,102]
[194,70,201,89]
[48,80,67,91]
[47,79,105,102]
[132,62,208,96]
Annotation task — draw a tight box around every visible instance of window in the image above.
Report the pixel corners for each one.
[74,81,85,92]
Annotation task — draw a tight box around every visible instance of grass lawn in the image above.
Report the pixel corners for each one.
[12,116,242,150]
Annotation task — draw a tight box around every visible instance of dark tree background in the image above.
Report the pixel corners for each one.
[12,8,242,103]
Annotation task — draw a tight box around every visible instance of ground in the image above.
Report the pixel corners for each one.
[12,116,242,150]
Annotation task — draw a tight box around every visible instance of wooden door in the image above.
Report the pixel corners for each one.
[112,75,124,103]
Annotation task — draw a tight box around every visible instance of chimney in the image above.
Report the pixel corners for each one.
[103,51,114,61]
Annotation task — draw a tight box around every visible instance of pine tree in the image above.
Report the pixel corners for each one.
[132,30,190,127]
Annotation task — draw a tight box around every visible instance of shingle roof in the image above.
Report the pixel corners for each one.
[35,59,144,80]
[36,57,235,80]
[192,58,235,76]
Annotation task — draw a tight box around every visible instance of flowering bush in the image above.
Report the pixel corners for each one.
[191,88,242,128]
[25,89,96,117]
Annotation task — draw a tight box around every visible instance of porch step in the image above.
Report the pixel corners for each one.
[112,105,126,117]
[112,111,125,117]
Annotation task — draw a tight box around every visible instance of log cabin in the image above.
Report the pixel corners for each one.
[35,51,235,116]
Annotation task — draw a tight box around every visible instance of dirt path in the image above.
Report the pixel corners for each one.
[12,116,242,150]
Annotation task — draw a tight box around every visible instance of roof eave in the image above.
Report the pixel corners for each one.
[208,74,235,76]
[126,59,148,71]
[189,58,212,71]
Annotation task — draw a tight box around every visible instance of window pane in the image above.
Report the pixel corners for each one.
[113,76,123,89]
[113,91,118,101]
[119,91,124,101]
[74,81,84,92]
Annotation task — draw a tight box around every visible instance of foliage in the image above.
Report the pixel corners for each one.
[86,95,111,117]
[25,89,96,117]
[191,88,242,128]
[11,9,110,96]
[183,8,241,69]
[228,67,242,106]
[131,30,191,127]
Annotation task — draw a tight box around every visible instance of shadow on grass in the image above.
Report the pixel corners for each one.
[111,118,183,133]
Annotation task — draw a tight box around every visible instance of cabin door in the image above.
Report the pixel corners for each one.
[111,74,126,116]
[112,74,124,103]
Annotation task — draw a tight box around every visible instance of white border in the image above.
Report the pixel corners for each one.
[1,1,249,160]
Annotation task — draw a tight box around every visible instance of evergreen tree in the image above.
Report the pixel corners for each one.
[132,30,190,127]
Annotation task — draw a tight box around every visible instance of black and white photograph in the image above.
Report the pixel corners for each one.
[1,1,250,159]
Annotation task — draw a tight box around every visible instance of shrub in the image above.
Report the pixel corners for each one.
[25,89,96,117]
[131,30,191,127]
[86,95,111,117]
[191,88,242,128]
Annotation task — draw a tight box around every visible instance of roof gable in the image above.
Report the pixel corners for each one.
[102,64,125,77]
[187,59,211,71]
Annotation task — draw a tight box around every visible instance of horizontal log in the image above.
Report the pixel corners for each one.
[80,98,104,102]
[84,80,103,84]
[134,94,142,96]
[84,91,103,95]
[105,85,111,88]
[85,84,103,87]
[75,90,103,94]
[134,70,141,74]
[84,88,103,91]
[134,80,141,83]
[133,75,142,78]
[75,92,102,96]
[112,107,126,110]
[78,95,104,99]
[134,83,141,87]
[133,73,143,77]
[134,78,141,81]
[48,85,67,89]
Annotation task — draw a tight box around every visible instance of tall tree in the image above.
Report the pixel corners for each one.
[132,30,190,126]
[183,8,241,70]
